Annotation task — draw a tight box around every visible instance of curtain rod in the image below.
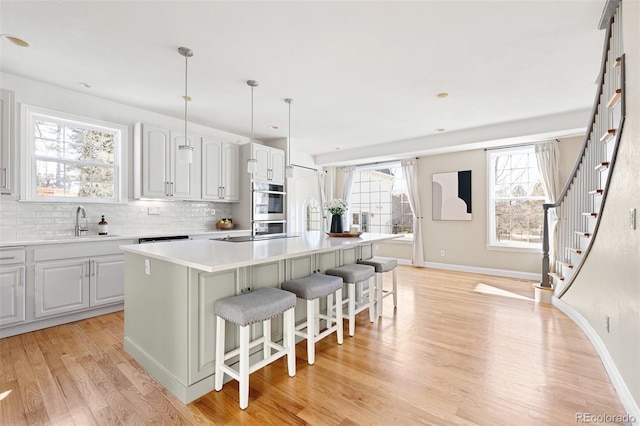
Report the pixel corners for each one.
[483,139,559,152]
[341,156,420,170]
[291,163,319,172]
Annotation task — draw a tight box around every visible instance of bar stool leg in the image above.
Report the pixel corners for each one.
[284,308,296,376]
[376,273,383,318]
[307,298,316,365]
[263,319,271,360]
[368,277,375,323]
[239,325,250,409]
[392,268,398,307]
[348,283,356,336]
[214,316,225,391]
[335,288,343,344]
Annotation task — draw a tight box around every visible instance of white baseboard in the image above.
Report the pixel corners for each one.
[424,261,540,281]
[0,303,124,338]
[553,297,639,425]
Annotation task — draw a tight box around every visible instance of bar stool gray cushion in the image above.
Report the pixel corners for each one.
[282,274,343,300]
[358,257,398,273]
[325,264,375,283]
[214,287,296,326]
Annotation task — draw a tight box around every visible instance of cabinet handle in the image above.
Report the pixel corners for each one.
[170,182,174,196]
[0,256,16,260]
[91,260,96,276]
[0,167,6,187]
[86,261,91,277]
[164,181,170,196]
[221,186,225,199]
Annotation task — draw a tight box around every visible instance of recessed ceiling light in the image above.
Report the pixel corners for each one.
[78,82,91,89]
[270,125,280,130]
[435,92,449,99]
[181,95,192,101]
[1,34,30,47]
[435,128,446,133]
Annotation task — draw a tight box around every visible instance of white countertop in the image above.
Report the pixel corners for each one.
[0,229,250,247]
[120,232,400,273]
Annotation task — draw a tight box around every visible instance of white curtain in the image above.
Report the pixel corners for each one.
[535,140,561,270]
[401,159,425,267]
[317,170,327,233]
[341,166,356,229]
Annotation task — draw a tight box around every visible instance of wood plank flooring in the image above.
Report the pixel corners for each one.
[0,267,628,425]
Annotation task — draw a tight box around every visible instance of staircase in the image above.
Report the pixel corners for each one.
[540,0,625,298]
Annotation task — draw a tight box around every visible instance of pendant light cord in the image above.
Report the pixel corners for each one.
[184,52,188,147]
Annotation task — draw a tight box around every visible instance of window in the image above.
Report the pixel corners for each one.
[305,198,321,231]
[22,105,127,202]
[350,163,412,236]
[488,146,545,249]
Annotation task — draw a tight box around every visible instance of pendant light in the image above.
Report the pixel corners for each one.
[178,47,194,164]
[285,98,294,179]
[246,80,258,174]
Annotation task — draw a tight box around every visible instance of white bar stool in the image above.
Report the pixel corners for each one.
[325,264,376,336]
[358,257,398,318]
[214,287,296,409]
[282,273,344,365]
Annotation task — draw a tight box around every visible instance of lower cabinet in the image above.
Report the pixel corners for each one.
[34,254,125,318]
[0,265,25,327]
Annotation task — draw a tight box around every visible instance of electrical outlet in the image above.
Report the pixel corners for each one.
[605,316,610,333]
[630,208,636,230]
[144,259,150,275]
[440,250,445,257]
[211,209,216,216]
[148,207,160,215]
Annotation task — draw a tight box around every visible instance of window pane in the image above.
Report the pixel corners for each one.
[30,109,120,201]
[351,165,412,235]
[494,199,543,244]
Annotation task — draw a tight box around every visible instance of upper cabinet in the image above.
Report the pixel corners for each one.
[201,137,240,202]
[253,144,285,184]
[0,89,14,194]
[134,123,201,200]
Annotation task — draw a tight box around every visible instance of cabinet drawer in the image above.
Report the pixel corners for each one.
[0,247,26,265]
[34,240,133,262]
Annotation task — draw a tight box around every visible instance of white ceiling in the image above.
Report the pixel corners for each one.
[1,1,605,165]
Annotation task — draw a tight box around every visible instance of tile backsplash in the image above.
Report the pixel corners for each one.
[0,198,233,242]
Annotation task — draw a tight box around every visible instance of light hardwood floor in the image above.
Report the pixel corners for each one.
[0,267,628,425]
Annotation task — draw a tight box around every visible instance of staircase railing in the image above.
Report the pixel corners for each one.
[540,1,625,297]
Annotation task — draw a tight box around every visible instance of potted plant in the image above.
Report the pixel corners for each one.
[325,199,348,233]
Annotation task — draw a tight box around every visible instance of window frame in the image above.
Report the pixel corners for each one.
[21,104,128,203]
[487,146,544,253]
[350,161,413,239]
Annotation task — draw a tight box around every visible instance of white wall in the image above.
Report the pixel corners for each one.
[0,72,242,240]
[562,0,640,414]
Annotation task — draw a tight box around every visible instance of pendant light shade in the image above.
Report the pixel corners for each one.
[246,80,258,174]
[178,47,194,164]
[285,98,294,179]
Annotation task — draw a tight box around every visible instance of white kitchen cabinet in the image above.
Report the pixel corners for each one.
[253,144,285,184]
[90,255,125,306]
[0,89,14,194]
[0,266,25,326]
[34,254,125,318]
[0,247,26,327]
[201,137,240,202]
[135,122,201,200]
[35,259,89,318]
[32,240,131,320]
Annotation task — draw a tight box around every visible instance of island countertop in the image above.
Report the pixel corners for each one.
[120,232,398,273]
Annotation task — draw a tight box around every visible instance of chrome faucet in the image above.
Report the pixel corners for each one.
[75,206,88,236]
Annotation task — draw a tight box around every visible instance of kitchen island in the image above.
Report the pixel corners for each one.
[120,232,398,403]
